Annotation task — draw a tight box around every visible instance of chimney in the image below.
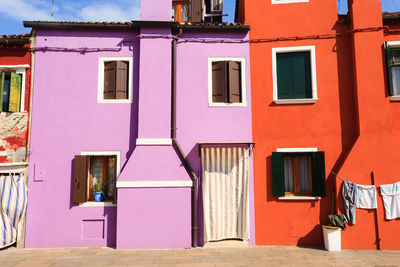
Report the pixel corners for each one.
[141,0,172,21]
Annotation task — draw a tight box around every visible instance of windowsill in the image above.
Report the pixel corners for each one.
[209,102,247,107]
[274,98,318,105]
[79,202,116,207]
[389,95,400,101]
[97,99,132,104]
[278,196,321,200]
[271,0,309,4]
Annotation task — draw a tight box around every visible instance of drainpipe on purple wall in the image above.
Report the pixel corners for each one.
[171,28,199,248]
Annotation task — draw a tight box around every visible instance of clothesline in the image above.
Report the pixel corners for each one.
[330,171,397,188]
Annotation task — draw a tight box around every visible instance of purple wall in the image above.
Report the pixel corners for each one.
[26,28,254,248]
[25,29,139,248]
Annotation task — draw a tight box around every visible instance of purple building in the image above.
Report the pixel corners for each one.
[24,0,254,249]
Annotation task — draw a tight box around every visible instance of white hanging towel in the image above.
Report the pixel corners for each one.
[380,182,400,220]
[355,184,377,209]
[0,175,28,248]
[201,146,250,243]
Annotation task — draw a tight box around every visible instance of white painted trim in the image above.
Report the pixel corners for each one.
[0,65,30,70]
[278,196,321,200]
[272,0,309,4]
[208,57,247,107]
[0,162,29,167]
[272,45,318,105]
[79,202,116,207]
[390,95,400,101]
[386,41,400,46]
[97,57,133,104]
[136,138,172,146]
[277,147,318,153]
[0,66,28,112]
[80,151,121,176]
[0,165,27,174]
[117,180,193,188]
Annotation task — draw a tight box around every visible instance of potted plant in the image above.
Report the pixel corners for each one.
[93,177,104,202]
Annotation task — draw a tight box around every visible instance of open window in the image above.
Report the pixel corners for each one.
[73,152,120,205]
[98,57,133,103]
[209,58,247,106]
[385,41,400,100]
[0,67,27,113]
[172,0,189,22]
[272,150,326,198]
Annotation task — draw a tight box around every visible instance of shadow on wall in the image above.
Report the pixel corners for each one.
[297,224,324,247]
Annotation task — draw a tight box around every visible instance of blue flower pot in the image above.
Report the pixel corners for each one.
[94,192,104,202]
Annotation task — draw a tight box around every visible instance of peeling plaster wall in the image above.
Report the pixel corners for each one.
[0,112,28,162]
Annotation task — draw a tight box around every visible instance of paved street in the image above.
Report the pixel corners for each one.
[0,246,399,267]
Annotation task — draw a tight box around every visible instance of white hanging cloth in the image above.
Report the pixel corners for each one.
[380,182,400,220]
[201,146,249,243]
[0,175,28,248]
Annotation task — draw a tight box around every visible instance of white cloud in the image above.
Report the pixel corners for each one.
[0,0,141,22]
[0,0,51,21]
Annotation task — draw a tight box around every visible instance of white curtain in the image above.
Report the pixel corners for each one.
[298,156,311,193]
[391,66,400,95]
[283,157,293,192]
[201,146,249,243]
[0,175,28,248]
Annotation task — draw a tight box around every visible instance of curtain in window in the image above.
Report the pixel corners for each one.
[0,175,28,248]
[283,157,294,192]
[0,72,4,112]
[212,0,222,11]
[391,66,400,95]
[298,156,311,192]
[8,73,22,112]
[201,146,249,243]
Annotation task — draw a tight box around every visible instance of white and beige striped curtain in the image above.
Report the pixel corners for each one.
[201,146,249,243]
[0,175,28,248]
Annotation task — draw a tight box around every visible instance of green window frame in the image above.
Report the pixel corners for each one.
[272,151,326,198]
[385,42,400,96]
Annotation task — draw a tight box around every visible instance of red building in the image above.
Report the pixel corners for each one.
[0,34,32,165]
[237,0,400,249]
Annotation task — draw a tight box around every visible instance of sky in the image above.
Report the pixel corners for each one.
[0,0,399,35]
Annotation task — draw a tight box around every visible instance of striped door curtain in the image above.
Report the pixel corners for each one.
[201,146,250,243]
[0,175,27,248]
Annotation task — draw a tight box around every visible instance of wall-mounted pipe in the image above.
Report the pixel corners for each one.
[171,28,199,248]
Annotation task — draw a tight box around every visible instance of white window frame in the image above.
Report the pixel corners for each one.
[0,65,29,112]
[79,150,120,207]
[272,0,309,4]
[272,46,318,104]
[276,147,321,200]
[97,57,133,104]
[386,41,400,101]
[208,57,247,107]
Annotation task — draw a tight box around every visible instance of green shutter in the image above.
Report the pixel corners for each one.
[311,151,326,197]
[277,52,312,100]
[272,152,285,197]
[386,42,394,96]
[9,72,22,112]
[0,72,4,112]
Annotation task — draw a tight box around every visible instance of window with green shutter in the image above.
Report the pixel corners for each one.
[272,46,317,104]
[272,151,326,198]
[0,69,24,113]
[385,42,400,96]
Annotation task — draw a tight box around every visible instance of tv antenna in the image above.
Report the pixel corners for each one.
[51,0,54,20]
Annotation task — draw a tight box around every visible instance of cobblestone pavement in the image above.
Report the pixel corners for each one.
[0,246,399,267]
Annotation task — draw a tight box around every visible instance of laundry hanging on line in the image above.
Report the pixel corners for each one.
[380,182,400,220]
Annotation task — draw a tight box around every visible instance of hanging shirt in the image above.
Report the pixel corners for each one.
[380,182,400,220]
[355,184,377,209]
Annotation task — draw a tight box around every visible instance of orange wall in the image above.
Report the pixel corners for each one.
[247,0,400,249]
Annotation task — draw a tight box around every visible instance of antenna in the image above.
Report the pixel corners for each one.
[51,0,54,20]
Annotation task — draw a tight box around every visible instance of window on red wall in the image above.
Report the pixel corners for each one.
[0,68,26,113]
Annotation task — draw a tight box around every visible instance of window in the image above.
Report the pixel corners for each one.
[73,151,120,205]
[97,57,133,103]
[0,67,27,112]
[208,58,247,106]
[212,0,223,11]
[272,148,326,198]
[172,0,189,22]
[271,0,309,4]
[385,41,400,100]
[272,46,318,104]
